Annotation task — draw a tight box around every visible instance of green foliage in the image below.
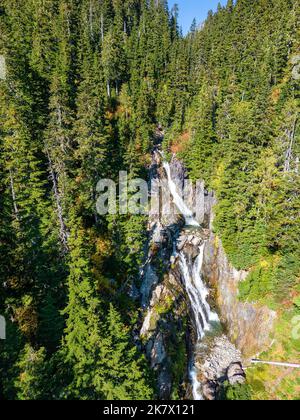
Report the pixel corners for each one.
[92,303,154,400]
[175,0,300,305]
[220,381,252,401]
[1,0,177,400]
[61,219,153,400]
[166,0,299,400]
[0,0,299,401]
[14,345,48,400]
[169,317,188,401]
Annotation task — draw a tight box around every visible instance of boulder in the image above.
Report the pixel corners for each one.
[191,236,202,247]
[227,362,246,386]
[202,381,217,401]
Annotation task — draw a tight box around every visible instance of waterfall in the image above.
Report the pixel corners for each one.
[163,161,199,227]
[179,245,219,341]
[179,244,219,400]
[190,366,204,401]
[163,158,219,400]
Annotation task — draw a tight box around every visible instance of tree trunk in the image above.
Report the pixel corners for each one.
[9,169,20,222]
[89,0,94,39]
[46,149,69,253]
[284,117,297,173]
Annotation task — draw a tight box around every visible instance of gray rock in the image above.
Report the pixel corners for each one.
[140,264,159,308]
[191,236,201,247]
[146,339,154,357]
[202,381,217,401]
[227,362,246,386]
[151,333,167,368]
[140,308,157,338]
[196,335,243,384]
[183,244,200,260]
[158,368,172,400]
[150,284,164,306]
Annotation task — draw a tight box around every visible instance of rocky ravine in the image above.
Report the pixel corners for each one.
[139,150,276,400]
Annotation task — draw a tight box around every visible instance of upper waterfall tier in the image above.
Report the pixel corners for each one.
[163,161,200,227]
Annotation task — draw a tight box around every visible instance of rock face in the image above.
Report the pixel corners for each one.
[227,362,246,386]
[202,229,276,358]
[202,381,218,401]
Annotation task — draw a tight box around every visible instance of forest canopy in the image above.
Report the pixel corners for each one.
[0,0,299,400]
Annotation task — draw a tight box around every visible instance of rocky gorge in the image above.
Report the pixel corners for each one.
[139,147,276,400]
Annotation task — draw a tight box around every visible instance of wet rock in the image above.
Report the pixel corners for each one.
[141,151,276,401]
[145,339,154,357]
[184,244,200,260]
[140,151,195,400]
[151,222,163,244]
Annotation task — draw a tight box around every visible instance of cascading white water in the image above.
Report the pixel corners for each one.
[179,244,219,341]
[163,162,199,227]
[190,366,204,401]
[179,244,219,400]
[163,159,219,400]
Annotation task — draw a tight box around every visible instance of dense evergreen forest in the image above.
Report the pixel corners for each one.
[0,0,299,400]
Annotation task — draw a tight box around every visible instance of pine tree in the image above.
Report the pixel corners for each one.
[63,216,153,400]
